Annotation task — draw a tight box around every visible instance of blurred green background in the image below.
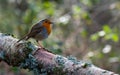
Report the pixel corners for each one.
[0,0,120,75]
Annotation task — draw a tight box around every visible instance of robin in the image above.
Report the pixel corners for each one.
[17,19,53,48]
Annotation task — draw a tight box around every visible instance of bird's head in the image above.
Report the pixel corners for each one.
[42,19,53,26]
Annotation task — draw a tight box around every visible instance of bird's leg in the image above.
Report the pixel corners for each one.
[36,41,53,53]
[36,40,44,48]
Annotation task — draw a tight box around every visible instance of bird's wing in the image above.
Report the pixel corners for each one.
[27,24,43,37]
[17,23,43,42]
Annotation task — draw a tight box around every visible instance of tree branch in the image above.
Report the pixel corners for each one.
[0,33,118,75]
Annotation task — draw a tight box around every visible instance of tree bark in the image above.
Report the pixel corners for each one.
[0,33,118,75]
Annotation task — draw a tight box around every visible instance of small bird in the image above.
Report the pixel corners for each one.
[17,19,53,48]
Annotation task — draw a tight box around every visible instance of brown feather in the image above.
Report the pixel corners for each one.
[17,23,43,42]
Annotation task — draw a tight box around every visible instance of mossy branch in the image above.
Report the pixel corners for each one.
[0,33,118,75]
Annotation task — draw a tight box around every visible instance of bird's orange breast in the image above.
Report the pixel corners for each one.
[43,23,51,35]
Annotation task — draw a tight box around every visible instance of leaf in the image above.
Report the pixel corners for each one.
[112,33,119,42]
[103,25,112,33]
[90,34,99,41]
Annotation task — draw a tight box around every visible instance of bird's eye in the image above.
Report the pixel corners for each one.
[45,21,48,23]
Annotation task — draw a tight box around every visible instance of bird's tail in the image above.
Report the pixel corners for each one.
[17,35,29,42]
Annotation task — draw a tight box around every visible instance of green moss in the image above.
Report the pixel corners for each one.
[25,41,37,52]
[20,54,66,75]
[0,51,5,60]
[81,62,92,68]
[1,33,15,37]
[20,54,38,69]
[55,55,66,66]
[67,55,79,65]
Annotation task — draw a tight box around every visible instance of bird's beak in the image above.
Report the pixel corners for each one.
[50,22,54,26]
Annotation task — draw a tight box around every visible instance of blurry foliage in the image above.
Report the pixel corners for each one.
[81,0,100,6]
[0,0,120,74]
[91,25,119,42]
